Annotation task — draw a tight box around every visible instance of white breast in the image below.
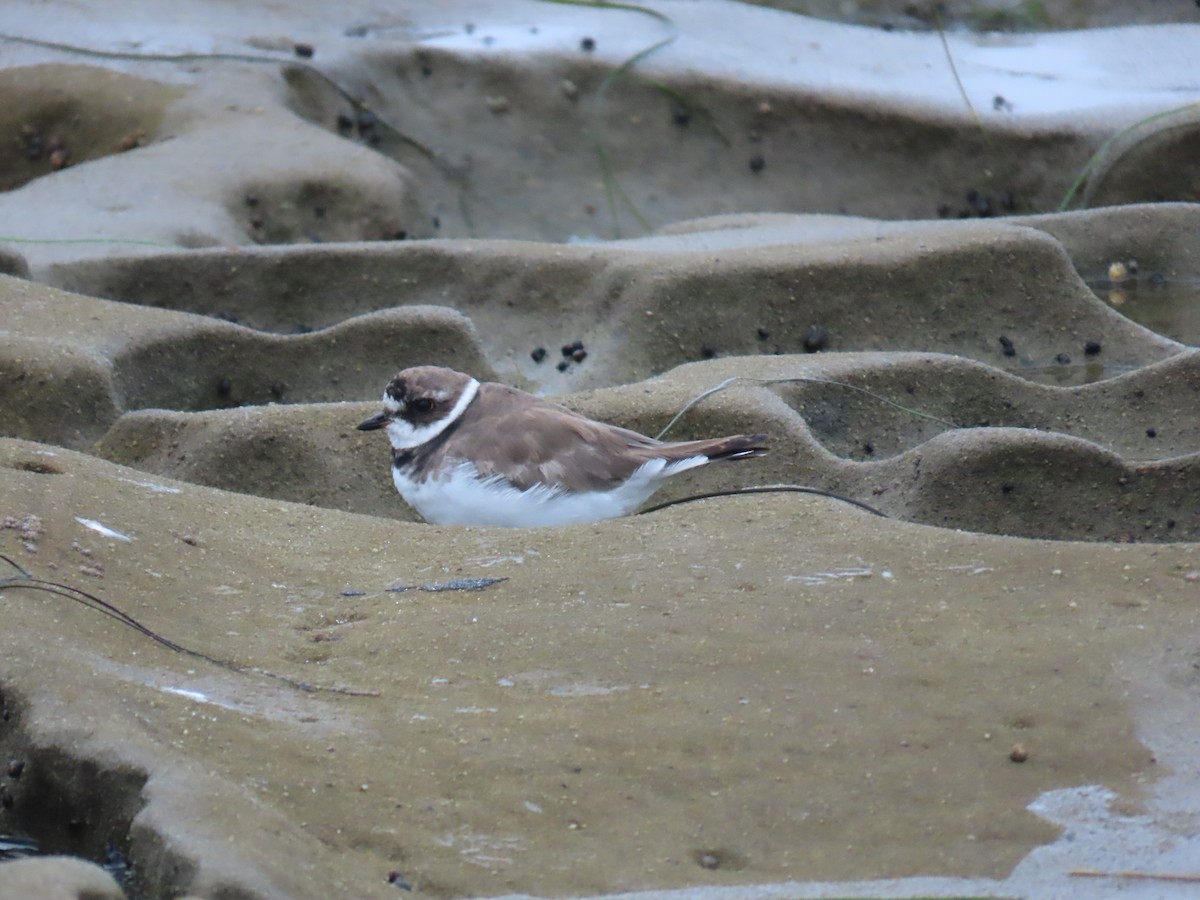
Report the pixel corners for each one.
[392,456,708,527]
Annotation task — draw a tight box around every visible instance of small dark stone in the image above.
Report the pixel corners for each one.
[1055,353,1071,365]
[562,340,584,356]
[7,759,24,779]
[249,217,264,230]
[966,189,993,217]
[313,206,326,219]
[390,230,407,241]
[998,335,1016,357]
[355,110,378,134]
[671,104,691,127]
[556,360,569,373]
[216,378,232,398]
[0,787,12,809]
[431,216,441,230]
[340,589,366,597]
[862,442,874,455]
[293,43,315,58]
[1146,427,1157,438]
[269,382,286,400]
[700,345,718,359]
[1084,340,1102,356]
[580,36,595,51]
[1001,483,1015,494]
[531,347,547,363]
[881,21,895,31]
[1167,519,1176,529]
[420,65,433,77]
[21,132,45,160]
[245,194,259,208]
[748,155,765,174]
[388,870,413,890]
[571,348,588,363]
[756,327,770,341]
[803,325,829,353]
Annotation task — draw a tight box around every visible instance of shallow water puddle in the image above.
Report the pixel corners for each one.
[1089,276,1200,347]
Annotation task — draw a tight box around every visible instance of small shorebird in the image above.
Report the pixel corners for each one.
[357,366,767,527]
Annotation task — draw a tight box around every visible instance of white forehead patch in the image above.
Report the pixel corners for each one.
[382,394,403,414]
[383,378,480,450]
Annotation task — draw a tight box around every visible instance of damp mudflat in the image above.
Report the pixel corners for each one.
[2,441,1199,897]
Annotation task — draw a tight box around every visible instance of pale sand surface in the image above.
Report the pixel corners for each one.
[1,2,1200,899]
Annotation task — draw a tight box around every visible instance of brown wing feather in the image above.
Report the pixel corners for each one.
[441,383,766,493]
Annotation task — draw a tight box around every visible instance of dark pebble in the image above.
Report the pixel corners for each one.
[1001,483,1015,494]
[216,378,232,398]
[571,348,588,363]
[966,189,992,217]
[1146,427,1157,438]
[700,345,717,359]
[862,442,874,455]
[1084,340,1102,356]
[1055,353,1071,365]
[7,759,24,779]
[561,340,584,356]
[556,360,569,373]
[355,110,378,133]
[531,347,547,363]
[749,155,765,174]
[803,325,829,353]
[340,589,366,597]
[388,869,412,890]
[998,335,1016,357]
[580,36,595,51]
[294,43,315,58]
[756,327,770,341]
[671,104,690,127]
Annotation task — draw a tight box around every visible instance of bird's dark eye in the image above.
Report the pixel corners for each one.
[411,397,436,414]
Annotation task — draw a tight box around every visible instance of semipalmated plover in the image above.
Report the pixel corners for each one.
[357,366,767,527]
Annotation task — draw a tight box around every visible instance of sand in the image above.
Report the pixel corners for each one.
[1,2,1200,898]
